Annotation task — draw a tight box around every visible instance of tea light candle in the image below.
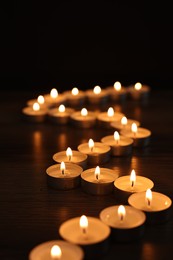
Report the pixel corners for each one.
[22,102,47,123]
[114,169,154,203]
[120,122,151,147]
[77,139,111,165]
[127,82,150,101]
[64,87,86,106]
[85,85,109,104]
[128,189,172,224]
[106,81,127,101]
[101,131,134,156]
[47,104,75,124]
[44,88,66,107]
[27,95,48,109]
[99,205,146,242]
[59,215,110,259]
[53,147,88,170]
[110,116,140,131]
[97,107,125,128]
[29,239,84,260]
[46,162,83,190]
[81,166,119,195]
[70,108,97,128]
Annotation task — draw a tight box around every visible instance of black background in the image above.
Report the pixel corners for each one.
[1,1,173,92]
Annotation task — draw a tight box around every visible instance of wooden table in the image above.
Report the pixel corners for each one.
[1,89,173,260]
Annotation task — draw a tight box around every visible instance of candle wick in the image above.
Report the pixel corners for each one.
[116,139,119,145]
[96,174,99,180]
[61,169,65,175]
[91,147,93,152]
[120,214,123,221]
[68,155,71,161]
[147,198,151,207]
[131,180,134,188]
[133,132,136,138]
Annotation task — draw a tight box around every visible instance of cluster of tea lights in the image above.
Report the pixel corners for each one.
[22,82,150,125]
[28,82,172,260]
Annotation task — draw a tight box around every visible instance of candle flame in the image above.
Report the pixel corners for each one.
[66,147,72,161]
[72,87,79,96]
[93,85,101,94]
[131,123,138,136]
[130,169,136,188]
[88,138,94,152]
[33,102,40,111]
[81,108,88,116]
[146,189,152,207]
[79,215,88,235]
[107,107,114,117]
[121,116,127,126]
[95,166,100,180]
[60,161,65,175]
[58,104,65,113]
[118,205,126,221]
[51,245,62,259]
[134,82,142,90]
[114,131,120,144]
[113,81,121,91]
[50,88,58,98]
[37,95,44,104]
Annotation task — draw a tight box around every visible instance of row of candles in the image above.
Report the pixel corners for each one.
[22,82,150,124]
[28,83,170,259]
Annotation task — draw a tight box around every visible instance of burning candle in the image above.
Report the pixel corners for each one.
[120,122,151,147]
[97,107,125,129]
[110,116,140,131]
[63,87,86,107]
[70,108,97,128]
[59,215,110,259]
[77,139,111,165]
[27,94,48,109]
[29,240,84,260]
[99,205,146,242]
[127,82,150,101]
[101,131,134,156]
[128,189,172,224]
[47,104,75,124]
[81,166,119,195]
[22,102,47,123]
[44,88,66,107]
[53,147,88,170]
[46,161,83,190]
[114,169,154,203]
[106,81,127,102]
[85,85,109,104]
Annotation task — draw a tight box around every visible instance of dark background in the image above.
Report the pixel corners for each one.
[1,1,173,92]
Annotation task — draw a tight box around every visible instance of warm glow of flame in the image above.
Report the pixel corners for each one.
[66,147,72,161]
[146,189,152,206]
[121,116,127,126]
[51,245,62,259]
[134,82,142,90]
[37,95,44,104]
[60,161,65,175]
[113,81,121,91]
[118,205,126,221]
[33,102,40,111]
[72,87,79,95]
[58,104,65,112]
[79,215,88,234]
[93,85,101,94]
[107,107,114,117]
[130,169,136,187]
[131,123,138,135]
[81,108,88,116]
[50,88,58,98]
[95,166,100,180]
[88,139,94,151]
[114,131,120,144]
